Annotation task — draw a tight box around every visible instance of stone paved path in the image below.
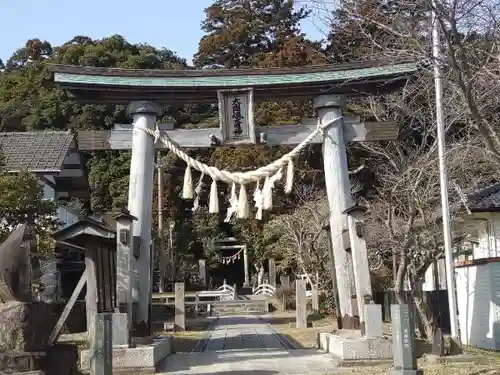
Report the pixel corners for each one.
[158,315,340,375]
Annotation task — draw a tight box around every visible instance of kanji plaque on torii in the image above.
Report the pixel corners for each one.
[218,88,255,144]
[49,60,418,345]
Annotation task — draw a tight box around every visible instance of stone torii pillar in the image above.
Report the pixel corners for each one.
[126,101,162,331]
[316,94,373,329]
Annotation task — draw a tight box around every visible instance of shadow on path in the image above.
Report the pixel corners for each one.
[160,349,336,374]
[201,372,279,375]
[158,315,337,374]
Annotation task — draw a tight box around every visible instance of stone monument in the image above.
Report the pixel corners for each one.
[0,225,54,373]
[391,304,422,375]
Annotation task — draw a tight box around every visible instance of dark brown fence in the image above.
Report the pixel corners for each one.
[373,290,451,333]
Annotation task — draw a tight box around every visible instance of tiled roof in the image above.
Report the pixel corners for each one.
[0,131,74,172]
[467,183,500,212]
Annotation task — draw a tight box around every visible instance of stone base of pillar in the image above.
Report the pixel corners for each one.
[318,330,392,362]
[341,314,360,330]
[80,336,171,372]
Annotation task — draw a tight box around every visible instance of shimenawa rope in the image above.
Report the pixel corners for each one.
[137,116,341,219]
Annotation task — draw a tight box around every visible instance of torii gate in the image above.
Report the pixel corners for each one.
[49,60,417,332]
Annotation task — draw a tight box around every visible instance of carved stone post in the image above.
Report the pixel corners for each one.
[268,258,276,287]
[175,282,185,331]
[85,244,98,351]
[280,275,290,289]
[296,279,308,329]
[315,95,355,327]
[312,287,320,313]
[392,304,422,374]
[127,101,162,330]
[114,210,137,332]
[198,259,207,286]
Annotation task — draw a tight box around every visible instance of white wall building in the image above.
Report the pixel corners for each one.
[454,183,500,350]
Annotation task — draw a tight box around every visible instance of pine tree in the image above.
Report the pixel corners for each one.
[194,0,311,68]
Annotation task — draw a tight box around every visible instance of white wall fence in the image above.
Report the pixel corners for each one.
[217,281,236,300]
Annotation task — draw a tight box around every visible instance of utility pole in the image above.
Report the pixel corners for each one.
[157,151,165,293]
[431,2,460,347]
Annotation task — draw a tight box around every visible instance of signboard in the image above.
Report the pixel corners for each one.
[218,88,256,145]
[94,312,113,375]
[391,304,420,373]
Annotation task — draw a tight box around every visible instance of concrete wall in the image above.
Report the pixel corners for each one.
[456,262,500,350]
[40,178,56,199]
[57,206,79,228]
[422,259,447,291]
[419,209,500,292]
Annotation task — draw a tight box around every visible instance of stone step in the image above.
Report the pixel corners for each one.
[212,303,266,309]
[210,300,269,315]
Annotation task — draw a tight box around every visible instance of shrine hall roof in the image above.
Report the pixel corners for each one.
[467,183,500,212]
[0,131,74,172]
[48,60,419,104]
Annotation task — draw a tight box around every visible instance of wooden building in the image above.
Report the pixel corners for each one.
[0,131,90,300]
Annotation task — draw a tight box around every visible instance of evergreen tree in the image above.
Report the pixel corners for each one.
[6,38,53,70]
[194,0,311,68]
[0,149,58,259]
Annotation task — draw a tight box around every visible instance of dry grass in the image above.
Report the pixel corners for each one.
[264,311,337,348]
[154,317,215,353]
[334,362,500,375]
[266,312,500,375]
[58,317,214,354]
[163,330,206,353]
[323,349,500,374]
[277,326,328,348]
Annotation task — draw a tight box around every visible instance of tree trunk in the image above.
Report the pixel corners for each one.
[300,266,314,287]
[412,283,437,341]
[394,249,407,304]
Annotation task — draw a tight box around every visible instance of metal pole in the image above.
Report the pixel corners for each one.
[157,151,164,293]
[431,3,460,344]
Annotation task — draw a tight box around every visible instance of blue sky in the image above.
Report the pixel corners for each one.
[0,0,331,65]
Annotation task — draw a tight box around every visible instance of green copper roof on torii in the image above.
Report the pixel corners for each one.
[52,62,417,88]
